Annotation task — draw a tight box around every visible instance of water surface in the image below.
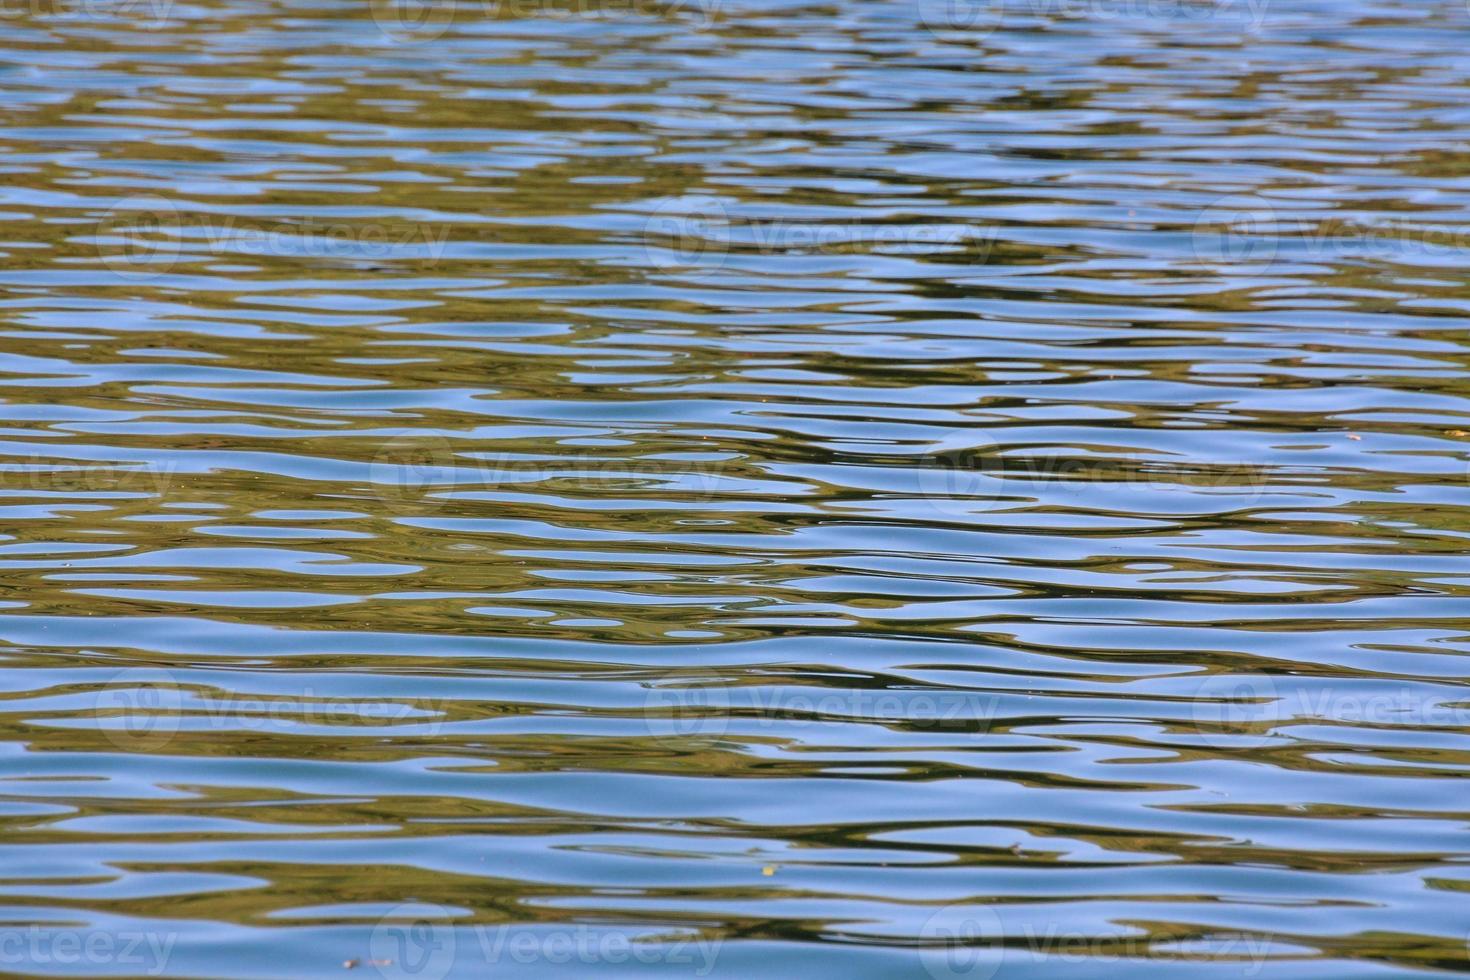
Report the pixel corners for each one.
[1,0,1470,976]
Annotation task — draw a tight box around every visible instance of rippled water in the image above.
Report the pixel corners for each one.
[2,0,1470,975]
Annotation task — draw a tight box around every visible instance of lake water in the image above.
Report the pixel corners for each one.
[1,0,1469,976]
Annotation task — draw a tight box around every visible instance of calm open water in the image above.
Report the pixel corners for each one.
[1,0,1469,976]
